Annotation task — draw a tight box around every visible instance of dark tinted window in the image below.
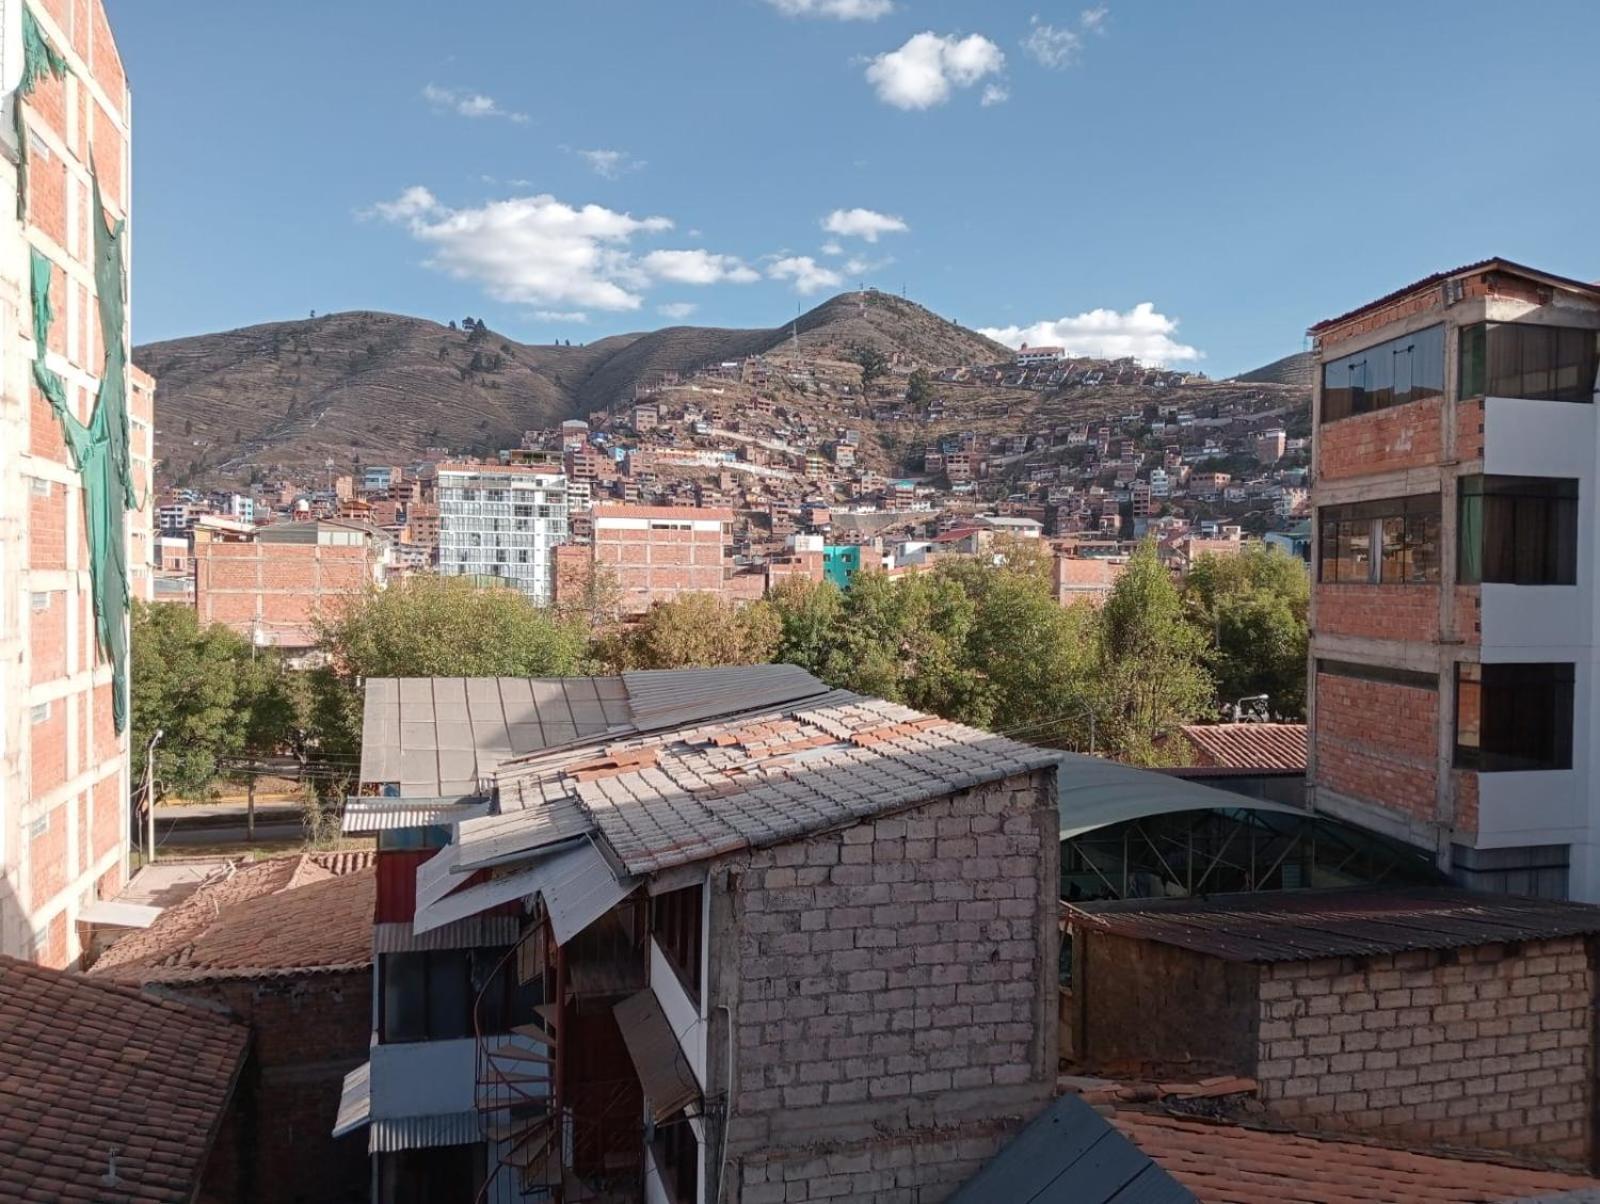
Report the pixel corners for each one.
[1455,662,1574,772]
[1319,495,1440,584]
[1322,325,1445,423]
[1458,476,1578,585]
[1459,322,1598,403]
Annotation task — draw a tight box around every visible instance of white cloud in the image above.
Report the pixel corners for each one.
[765,0,893,19]
[422,83,528,123]
[865,32,1006,110]
[822,207,909,243]
[843,254,892,276]
[821,241,845,257]
[658,302,699,320]
[769,256,845,295]
[639,250,760,285]
[534,310,589,323]
[980,303,1203,366]
[981,83,1010,106]
[1080,5,1109,34]
[370,187,673,311]
[1023,9,1108,68]
[579,148,643,179]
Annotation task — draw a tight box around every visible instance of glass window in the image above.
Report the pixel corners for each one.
[1318,496,1440,584]
[1458,476,1578,585]
[1461,322,1599,403]
[1322,325,1445,423]
[1455,662,1574,772]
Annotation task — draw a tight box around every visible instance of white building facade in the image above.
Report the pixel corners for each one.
[436,463,569,603]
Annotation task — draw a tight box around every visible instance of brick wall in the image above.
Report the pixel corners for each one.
[1318,398,1443,480]
[738,1122,1021,1204]
[1316,584,1438,643]
[194,539,372,645]
[722,770,1058,1204]
[1457,398,1484,462]
[593,525,728,615]
[1257,937,1594,1165]
[1453,587,1481,645]
[1312,671,1438,822]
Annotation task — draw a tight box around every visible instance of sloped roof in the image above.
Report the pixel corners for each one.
[1179,723,1307,772]
[1114,1108,1600,1203]
[1057,752,1304,840]
[0,957,248,1203]
[1066,887,1600,963]
[1307,257,1600,337]
[91,850,375,983]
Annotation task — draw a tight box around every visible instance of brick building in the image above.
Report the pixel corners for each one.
[193,519,387,655]
[336,665,1061,1203]
[587,503,733,616]
[1307,260,1600,897]
[90,850,375,1204]
[0,0,149,967]
[1063,888,1600,1168]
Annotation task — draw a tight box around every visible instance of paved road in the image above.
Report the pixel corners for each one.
[152,799,305,849]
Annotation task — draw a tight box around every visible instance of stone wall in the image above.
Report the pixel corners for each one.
[716,769,1059,1204]
[1258,936,1595,1165]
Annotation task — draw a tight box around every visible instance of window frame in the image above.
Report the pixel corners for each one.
[1458,321,1599,405]
[1321,324,1446,424]
[1317,495,1441,585]
[1457,475,1579,586]
[1454,661,1575,773]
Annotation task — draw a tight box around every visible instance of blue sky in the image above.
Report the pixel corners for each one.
[111,0,1600,376]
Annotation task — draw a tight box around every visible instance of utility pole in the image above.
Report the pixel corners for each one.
[143,729,164,865]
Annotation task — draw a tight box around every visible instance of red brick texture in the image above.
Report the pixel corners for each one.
[593,523,729,616]
[28,481,66,571]
[28,590,66,685]
[28,804,68,910]
[1318,398,1443,480]
[1456,398,1485,462]
[1257,938,1595,1166]
[1316,584,1438,643]
[1453,587,1481,646]
[194,540,372,644]
[1313,672,1438,822]
[29,704,68,797]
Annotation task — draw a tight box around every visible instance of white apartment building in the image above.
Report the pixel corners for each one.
[436,463,569,603]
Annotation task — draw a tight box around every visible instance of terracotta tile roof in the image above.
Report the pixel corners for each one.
[0,956,248,1203]
[1113,1109,1600,1203]
[90,850,375,984]
[1180,723,1307,771]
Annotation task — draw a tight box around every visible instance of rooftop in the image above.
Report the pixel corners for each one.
[91,850,375,983]
[1066,887,1600,963]
[0,957,248,1203]
[1178,723,1307,772]
[1113,1107,1600,1203]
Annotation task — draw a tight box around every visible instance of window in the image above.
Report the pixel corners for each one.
[381,950,472,1042]
[1318,495,1440,584]
[1321,325,1445,423]
[1455,662,1574,772]
[1458,476,1577,585]
[29,702,50,724]
[1460,323,1598,404]
[651,883,703,1007]
[1317,658,1437,692]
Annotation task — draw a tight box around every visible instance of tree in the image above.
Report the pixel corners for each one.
[767,578,843,675]
[1183,544,1309,719]
[847,342,890,390]
[1095,542,1212,764]
[613,594,780,671]
[906,368,934,407]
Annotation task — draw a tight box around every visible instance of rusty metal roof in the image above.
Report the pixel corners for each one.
[1179,723,1306,772]
[1066,887,1600,963]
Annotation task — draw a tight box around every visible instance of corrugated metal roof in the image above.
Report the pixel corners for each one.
[621,664,831,731]
[368,1111,482,1153]
[1067,887,1600,963]
[359,676,629,799]
[373,916,519,954]
[341,798,490,834]
[332,1063,370,1139]
[614,989,701,1125]
[1306,257,1600,337]
[542,839,634,946]
[1178,723,1307,772]
[949,1094,1191,1204]
[452,796,594,870]
[1057,753,1304,840]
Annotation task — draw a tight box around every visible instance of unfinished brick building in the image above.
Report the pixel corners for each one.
[589,504,733,615]
[1063,888,1600,1169]
[1307,260,1600,898]
[337,665,1061,1203]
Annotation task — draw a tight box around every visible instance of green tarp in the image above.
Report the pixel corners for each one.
[18,5,134,733]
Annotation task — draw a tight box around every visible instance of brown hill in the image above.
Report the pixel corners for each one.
[1231,351,1315,389]
[136,293,1010,488]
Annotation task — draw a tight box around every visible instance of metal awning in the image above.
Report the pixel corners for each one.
[412,837,634,942]
[77,900,162,929]
[614,989,700,1124]
[415,844,465,911]
[369,1112,482,1153]
[1057,752,1303,840]
[341,798,489,835]
[332,1062,371,1139]
[373,916,520,954]
[452,797,594,871]
[413,861,546,936]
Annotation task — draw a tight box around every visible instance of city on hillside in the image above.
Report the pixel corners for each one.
[3,3,1600,1204]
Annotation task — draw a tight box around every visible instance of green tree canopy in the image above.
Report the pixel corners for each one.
[611,593,781,672]
[1183,544,1310,719]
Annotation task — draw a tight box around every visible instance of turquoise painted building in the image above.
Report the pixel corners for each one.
[823,545,864,590]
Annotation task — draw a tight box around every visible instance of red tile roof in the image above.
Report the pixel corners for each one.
[0,956,248,1203]
[91,851,374,984]
[1113,1108,1600,1203]
[1180,723,1307,771]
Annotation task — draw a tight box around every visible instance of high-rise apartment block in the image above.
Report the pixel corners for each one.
[1308,259,1600,898]
[436,462,569,603]
[0,0,146,965]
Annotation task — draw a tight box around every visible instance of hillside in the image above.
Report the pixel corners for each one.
[1231,351,1314,389]
[136,292,1009,487]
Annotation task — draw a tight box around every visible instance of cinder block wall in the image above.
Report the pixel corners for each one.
[1258,936,1595,1165]
[716,769,1059,1204]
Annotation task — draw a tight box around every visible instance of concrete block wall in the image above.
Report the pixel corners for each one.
[1257,937,1594,1165]
[737,1122,1019,1204]
[716,769,1059,1204]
